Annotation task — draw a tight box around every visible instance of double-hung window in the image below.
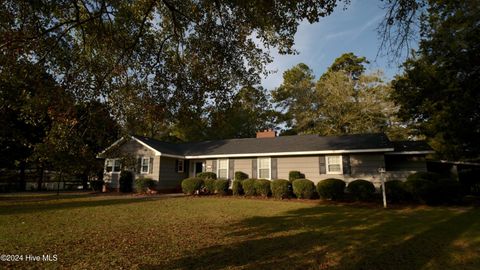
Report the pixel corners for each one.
[141,157,150,174]
[217,159,228,179]
[326,155,343,174]
[258,158,271,179]
[105,159,121,173]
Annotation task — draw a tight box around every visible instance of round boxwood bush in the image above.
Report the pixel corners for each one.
[204,178,216,194]
[317,178,346,200]
[215,179,230,195]
[90,180,104,192]
[347,180,376,201]
[119,171,134,192]
[255,179,271,197]
[242,178,256,196]
[407,172,443,182]
[383,180,410,203]
[403,178,433,203]
[271,179,290,199]
[292,179,316,199]
[289,171,305,182]
[135,177,156,193]
[232,180,244,196]
[181,177,204,195]
[196,172,217,180]
[234,171,249,181]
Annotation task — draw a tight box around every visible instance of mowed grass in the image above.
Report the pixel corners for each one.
[0,194,479,270]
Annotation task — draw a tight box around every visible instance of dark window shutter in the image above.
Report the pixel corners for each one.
[252,158,257,178]
[228,159,234,180]
[149,157,154,174]
[184,161,190,176]
[342,155,351,175]
[136,157,142,173]
[271,158,277,179]
[175,160,179,172]
[319,156,326,174]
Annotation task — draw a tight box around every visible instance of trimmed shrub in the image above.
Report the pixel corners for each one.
[196,172,217,180]
[405,178,464,205]
[459,168,480,195]
[215,179,230,195]
[204,179,216,194]
[407,172,444,182]
[289,171,305,182]
[232,180,244,196]
[317,178,345,200]
[181,177,204,195]
[90,180,104,192]
[403,178,433,203]
[135,177,156,193]
[347,180,376,201]
[255,179,271,197]
[119,171,134,192]
[234,171,249,181]
[242,178,256,196]
[271,179,290,199]
[292,179,316,199]
[383,180,410,203]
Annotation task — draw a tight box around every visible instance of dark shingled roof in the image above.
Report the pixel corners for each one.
[134,133,395,156]
[392,141,433,152]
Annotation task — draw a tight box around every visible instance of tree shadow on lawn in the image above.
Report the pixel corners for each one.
[142,205,480,270]
[0,196,163,216]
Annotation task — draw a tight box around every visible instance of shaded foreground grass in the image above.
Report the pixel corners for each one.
[0,194,479,269]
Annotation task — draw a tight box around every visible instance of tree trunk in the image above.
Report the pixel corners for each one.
[19,160,26,191]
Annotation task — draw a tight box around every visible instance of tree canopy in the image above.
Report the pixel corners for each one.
[273,54,401,137]
[391,0,480,160]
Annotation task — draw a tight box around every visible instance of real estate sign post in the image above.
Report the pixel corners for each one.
[379,167,387,208]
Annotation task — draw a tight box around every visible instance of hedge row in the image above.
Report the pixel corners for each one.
[181,177,229,195]
[181,171,464,204]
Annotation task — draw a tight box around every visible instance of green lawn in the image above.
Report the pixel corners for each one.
[1,194,479,269]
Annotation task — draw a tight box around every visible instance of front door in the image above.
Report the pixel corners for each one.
[194,162,204,176]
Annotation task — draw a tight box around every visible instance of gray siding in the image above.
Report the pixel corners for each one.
[277,156,320,182]
[103,139,160,189]
[233,158,253,178]
[205,159,215,172]
[350,154,385,175]
[158,157,187,190]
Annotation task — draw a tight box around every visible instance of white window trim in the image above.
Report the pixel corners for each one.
[177,159,184,173]
[105,158,121,174]
[326,155,343,174]
[141,157,150,174]
[257,157,272,180]
[217,159,229,179]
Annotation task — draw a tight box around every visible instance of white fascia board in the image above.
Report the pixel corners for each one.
[385,151,435,155]
[96,137,126,158]
[131,136,161,156]
[159,153,186,159]
[183,148,395,159]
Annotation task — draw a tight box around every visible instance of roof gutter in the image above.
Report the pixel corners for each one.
[182,148,395,159]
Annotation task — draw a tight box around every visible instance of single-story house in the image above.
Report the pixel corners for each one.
[97,131,434,191]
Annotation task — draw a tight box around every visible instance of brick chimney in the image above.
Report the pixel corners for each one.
[256,129,276,138]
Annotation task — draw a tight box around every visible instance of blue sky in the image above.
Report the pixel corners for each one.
[261,0,415,90]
